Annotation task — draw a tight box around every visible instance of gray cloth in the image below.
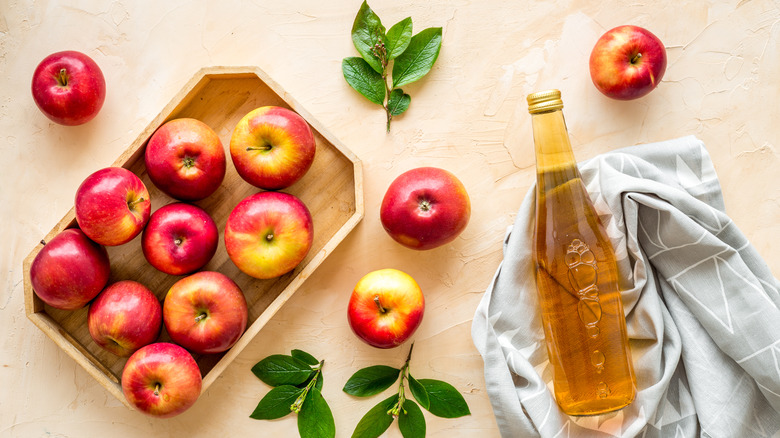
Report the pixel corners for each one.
[472,136,780,437]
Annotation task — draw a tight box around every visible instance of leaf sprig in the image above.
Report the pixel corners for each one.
[344,344,470,438]
[342,1,443,132]
[250,349,335,438]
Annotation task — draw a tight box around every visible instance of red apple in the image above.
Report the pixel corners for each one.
[163,271,248,355]
[380,167,471,250]
[88,280,162,357]
[31,50,106,125]
[29,228,110,310]
[224,191,313,279]
[229,106,316,190]
[145,118,226,201]
[589,25,667,100]
[75,167,151,246]
[347,269,424,349]
[121,342,202,418]
[142,203,218,276]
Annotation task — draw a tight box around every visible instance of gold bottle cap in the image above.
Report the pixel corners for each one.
[527,89,563,114]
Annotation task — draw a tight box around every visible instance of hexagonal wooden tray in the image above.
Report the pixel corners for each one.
[21,66,364,409]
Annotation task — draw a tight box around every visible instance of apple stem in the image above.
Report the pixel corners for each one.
[246,145,273,152]
[373,295,387,314]
[631,52,642,64]
[195,312,208,322]
[127,197,145,209]
[153,383,161,397]
[56,68,69,87]
[174,237,183,246]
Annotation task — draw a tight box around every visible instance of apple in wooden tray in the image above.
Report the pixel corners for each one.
[31,50,106,126]
[229,106,316,190]
[29,228,110,310]
[589,25,667,100]
[224,191,313,279]
[121,342,202,418]
[75,167,151,246]
[142,202,218,276]
[380,167,471,250]
[144,118,226,201]
[163,271,248,355]
[88,280,162,357]
[347,269,425,349]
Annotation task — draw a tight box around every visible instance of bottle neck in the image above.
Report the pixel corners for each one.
[531,109,577,173]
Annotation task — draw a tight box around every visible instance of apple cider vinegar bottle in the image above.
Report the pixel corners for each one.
[527,90,636,416]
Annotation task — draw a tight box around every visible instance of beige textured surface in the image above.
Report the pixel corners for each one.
[2,1,779,437]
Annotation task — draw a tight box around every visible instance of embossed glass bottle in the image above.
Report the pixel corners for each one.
[528,89,636,415]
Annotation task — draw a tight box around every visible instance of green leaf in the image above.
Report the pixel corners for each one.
[384,17,413,60]
[343,365,401,397]
[351,395,397,438]
[342,57,386,106]
[351,0,386,73]
[408,374,429,410]
[392,27,443,88]
[249,385,303,420]
[251,354,314,387]
[398,400,426,438]
[291,349,319,366]
[387,89,411,116]
[299,388,336,438]
[417,379,470,418]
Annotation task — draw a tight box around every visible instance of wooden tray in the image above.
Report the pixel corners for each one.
[21,66,364,409]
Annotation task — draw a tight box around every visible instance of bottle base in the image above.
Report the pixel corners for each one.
[558,394,635,416]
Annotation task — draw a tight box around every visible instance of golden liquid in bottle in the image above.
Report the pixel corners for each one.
[532,105,636,416]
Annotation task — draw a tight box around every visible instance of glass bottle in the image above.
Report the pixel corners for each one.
[528,89,636,415]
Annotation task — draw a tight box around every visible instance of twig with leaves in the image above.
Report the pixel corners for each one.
[344,343,470,438]
[250,349,335,438]
[342,1,443,132]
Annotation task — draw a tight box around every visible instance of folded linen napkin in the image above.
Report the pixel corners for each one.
[472,136,780,437]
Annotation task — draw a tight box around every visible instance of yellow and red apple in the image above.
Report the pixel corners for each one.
[142,202,218,276]
[88,280,162,357]
[163,271,248,355]
[229,106,316,190]
[224,191,313,279]
[144,118,226,201]
[29,228,110,310]
[380,167,471,250]
[589,25,667,100]
[347,269,425,349]
[121,342,202,418]
[75,167,151,246]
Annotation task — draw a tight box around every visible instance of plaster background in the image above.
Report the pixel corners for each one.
[2,1,779,436]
